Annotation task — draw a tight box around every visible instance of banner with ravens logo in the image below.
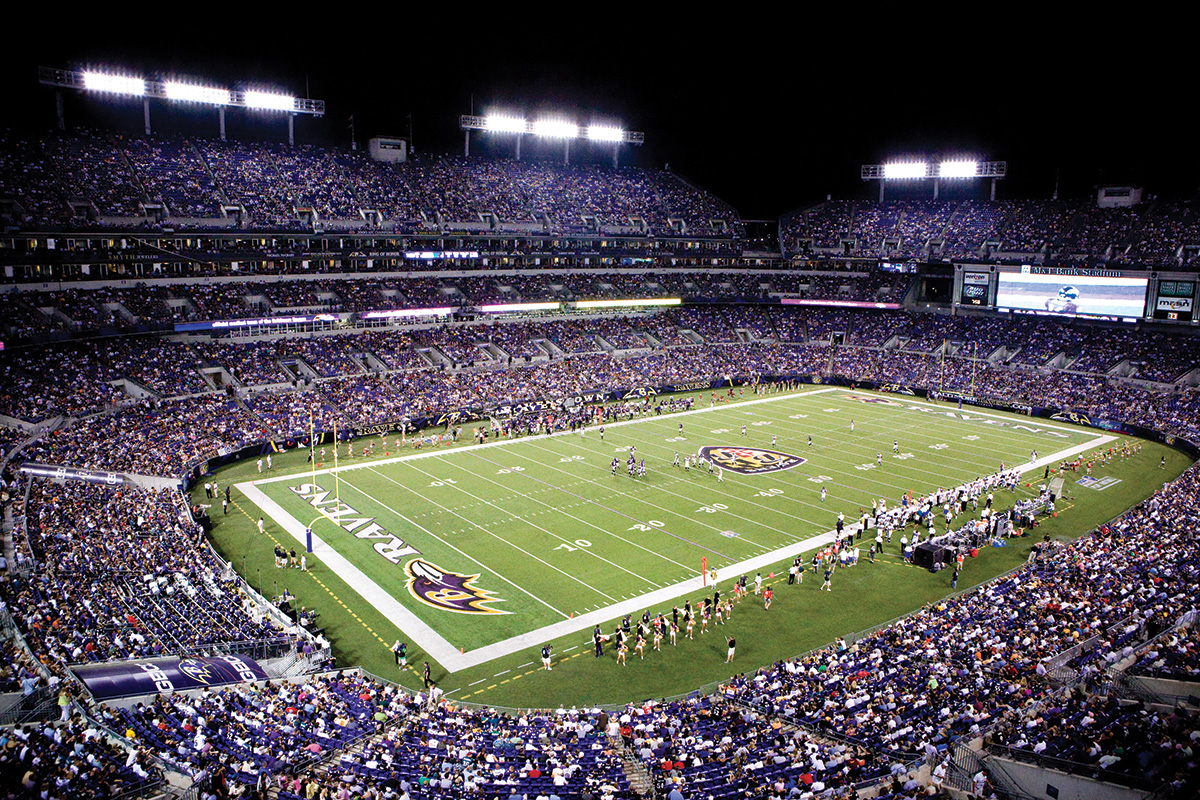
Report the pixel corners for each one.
[74,655,268,700]
[699,446,806,475]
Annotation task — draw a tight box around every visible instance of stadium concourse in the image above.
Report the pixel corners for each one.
[0,133,1199,800]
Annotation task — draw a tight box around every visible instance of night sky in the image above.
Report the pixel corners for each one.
[3,15,1190,219]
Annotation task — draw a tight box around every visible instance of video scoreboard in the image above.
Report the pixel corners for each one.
[954,265,1197,325]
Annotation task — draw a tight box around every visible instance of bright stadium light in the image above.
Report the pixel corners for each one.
[863,158,1005,200]
[938,160,978,178]
[883,162,928,180]
[460,112,643,165]
[485,115,527,133]
[82,71,145,96]
[534,119,579,139]
[244,90,294,111]
[586,125,624,142]
[165,81,231,105]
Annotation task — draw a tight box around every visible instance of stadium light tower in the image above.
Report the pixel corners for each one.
[861,158,1006,201]
[460,113,644,167]
[39,67,324,145]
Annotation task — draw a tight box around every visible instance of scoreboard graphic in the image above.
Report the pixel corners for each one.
[958,271,990,305]
[1153,279,1196,322]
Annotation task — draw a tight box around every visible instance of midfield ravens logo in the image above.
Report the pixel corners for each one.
[405,559,508,615]
[700,446,806,476]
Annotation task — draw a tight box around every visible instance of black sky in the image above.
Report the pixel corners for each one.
[3,14,1191,219]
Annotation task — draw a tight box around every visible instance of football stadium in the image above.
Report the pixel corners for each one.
[0,35,1198,800]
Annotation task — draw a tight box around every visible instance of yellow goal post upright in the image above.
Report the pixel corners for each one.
[302,409,343,554]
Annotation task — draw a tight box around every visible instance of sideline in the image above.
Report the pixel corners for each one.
[248,387,842,486]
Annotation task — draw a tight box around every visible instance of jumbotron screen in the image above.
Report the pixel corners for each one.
[995,271,1148,320]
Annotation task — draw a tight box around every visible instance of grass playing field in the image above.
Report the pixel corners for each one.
[209,385,1190,707]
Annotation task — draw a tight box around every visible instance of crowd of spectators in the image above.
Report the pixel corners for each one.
[0,716,162,800]
[989,692,1196,793]
[976,465,1200,797]
[105,671,404,781]
[0,343,126,422]
[1127,625,1200,681]
[8,127,1200,277]
[3,479,286,666]
[715,462,1200,797]
[21,396,269,476]
[779,197,1200,266]
[2,305,1198,478]
[1,130,742,236]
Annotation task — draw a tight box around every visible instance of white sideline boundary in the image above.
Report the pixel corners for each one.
[237,388,1115,673]
[249,385,842,486]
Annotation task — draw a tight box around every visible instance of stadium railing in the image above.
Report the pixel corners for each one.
[984,742,1163,794]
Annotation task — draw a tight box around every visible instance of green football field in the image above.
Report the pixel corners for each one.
[237,386,1113,674]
